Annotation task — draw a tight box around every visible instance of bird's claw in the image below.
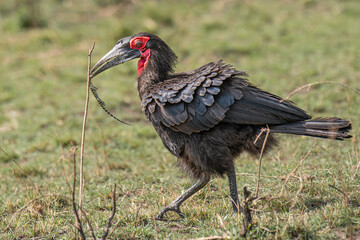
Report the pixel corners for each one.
[155,204,185,220]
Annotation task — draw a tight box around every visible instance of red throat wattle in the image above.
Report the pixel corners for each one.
[138,49,151,76]
[129,36,151,76]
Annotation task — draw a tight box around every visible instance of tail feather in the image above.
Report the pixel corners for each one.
[270,117,352,140]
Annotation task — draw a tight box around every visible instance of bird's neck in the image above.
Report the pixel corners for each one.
[136,65,168,98]
[137,50,177,98]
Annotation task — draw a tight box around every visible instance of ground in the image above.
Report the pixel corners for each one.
[0,0,359,239]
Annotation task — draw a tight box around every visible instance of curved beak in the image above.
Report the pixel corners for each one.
[90,36,141,78]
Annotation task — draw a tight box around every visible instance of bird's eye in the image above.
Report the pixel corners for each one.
[134,40,143,48]
[130,36,150,50]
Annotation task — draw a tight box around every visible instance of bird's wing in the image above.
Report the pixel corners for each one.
[224,85,311,125]
[142,61,311,134]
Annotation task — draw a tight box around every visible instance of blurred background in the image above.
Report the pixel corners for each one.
[0,0,359,238]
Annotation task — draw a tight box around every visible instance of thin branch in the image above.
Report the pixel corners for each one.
[102,184,117,240]
[240,187,253,237]
[72,147,97,239]
[80,208,97,240]
[255,125,270,197]
[280,81,360,103]
[253,128,266,145]
[79,42,96,220]
[70,42,121,240]
[72,148,86,240]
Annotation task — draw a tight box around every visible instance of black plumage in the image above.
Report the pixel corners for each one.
[90,32,352,219]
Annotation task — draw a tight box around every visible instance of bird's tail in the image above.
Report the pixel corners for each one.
[270,117,352,140]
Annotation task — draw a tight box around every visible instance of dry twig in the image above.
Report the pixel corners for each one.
[254,125,270,197]
[72,147,98,239]
[79,42,96,220]
[72,148,87,240]
[280,81,360,103]
[71,42,119,240]
[240,187,253,237]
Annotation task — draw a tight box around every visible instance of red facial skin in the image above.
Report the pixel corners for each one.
[129,36,151,76]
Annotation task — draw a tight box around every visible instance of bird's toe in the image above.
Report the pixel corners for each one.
[155,205,185,220]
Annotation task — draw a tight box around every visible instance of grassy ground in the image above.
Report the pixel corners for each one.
[1,0,359,239]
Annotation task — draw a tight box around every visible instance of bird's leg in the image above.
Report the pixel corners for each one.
[227,165,243,214]
[155,174,211,220]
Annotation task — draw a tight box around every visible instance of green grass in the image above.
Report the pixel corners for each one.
[1,0,359,239]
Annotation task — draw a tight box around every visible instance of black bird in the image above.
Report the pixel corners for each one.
[90,32,352,219]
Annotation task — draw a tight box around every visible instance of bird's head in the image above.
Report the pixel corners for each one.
[90,32,177,79]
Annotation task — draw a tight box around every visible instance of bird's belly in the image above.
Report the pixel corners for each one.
[152,122,276,179]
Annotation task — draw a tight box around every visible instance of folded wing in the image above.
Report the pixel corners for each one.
[142,61,311,135]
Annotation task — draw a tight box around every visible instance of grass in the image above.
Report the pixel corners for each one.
[1,0,359,239]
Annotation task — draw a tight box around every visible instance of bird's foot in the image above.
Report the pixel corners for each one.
[155,204,185,220]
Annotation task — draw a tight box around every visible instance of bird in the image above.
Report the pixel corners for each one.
[90,32,352,220]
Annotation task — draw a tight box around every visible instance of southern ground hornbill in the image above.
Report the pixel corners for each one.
[90,32,352,220]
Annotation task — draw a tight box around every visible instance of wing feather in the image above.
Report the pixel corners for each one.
[142,61,310,134]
